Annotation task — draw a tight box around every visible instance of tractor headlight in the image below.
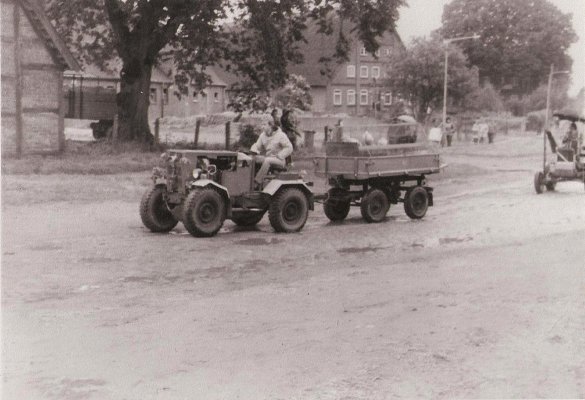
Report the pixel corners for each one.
[192,168,202,179]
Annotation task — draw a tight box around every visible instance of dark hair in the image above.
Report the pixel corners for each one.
[570,122,577,129]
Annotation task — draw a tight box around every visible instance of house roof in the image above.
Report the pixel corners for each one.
[288,18,404,87]
[19,0,80,71]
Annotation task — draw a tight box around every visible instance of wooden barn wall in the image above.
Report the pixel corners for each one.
[1,0,65,156]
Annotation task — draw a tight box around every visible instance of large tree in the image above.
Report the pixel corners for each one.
[441,0,577,95]
[46,0,404,142]
[383,36,479,120]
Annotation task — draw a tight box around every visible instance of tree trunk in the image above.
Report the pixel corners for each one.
[116,58,154,142]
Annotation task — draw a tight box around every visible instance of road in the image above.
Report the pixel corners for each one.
[2,136,585,399]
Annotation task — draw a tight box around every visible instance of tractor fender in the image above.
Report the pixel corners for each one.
[189,179,232,217]
[262,179,314,210]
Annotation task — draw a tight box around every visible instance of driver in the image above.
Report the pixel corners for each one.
[250,120,293,186]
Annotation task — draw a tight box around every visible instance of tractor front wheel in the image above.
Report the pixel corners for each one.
[140,186,178,232]
[183,188,226,237]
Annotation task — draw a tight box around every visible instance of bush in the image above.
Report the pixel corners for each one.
[234,123,261,150]
[526,110,546,132]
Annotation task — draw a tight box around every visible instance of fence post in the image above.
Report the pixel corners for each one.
[225,121,231,149]
[194,118,201,148]
[304,130,315,152]
[112,114,119,141]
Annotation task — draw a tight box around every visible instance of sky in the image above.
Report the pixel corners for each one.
[395,0,585,96]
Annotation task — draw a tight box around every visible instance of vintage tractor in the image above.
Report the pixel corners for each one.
[140,150,313,237]
[534,111,585,194]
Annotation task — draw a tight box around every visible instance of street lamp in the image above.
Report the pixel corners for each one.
[442,34,480,135]
[543,64,570,170]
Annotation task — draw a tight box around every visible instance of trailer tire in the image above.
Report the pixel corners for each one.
[534,172,545,194]
[269,188,309,233]
[404,186,429,219]
[324,188,350,221]
[140,186,178,232]
[360,188,389,223]
[183,188,226,237]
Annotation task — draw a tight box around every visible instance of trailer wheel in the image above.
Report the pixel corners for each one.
[324,188,350,221]
[534,172,545,194]
[231,211,265,226]
[269,188,309,233]
[140,186,178,232]
[404,186,429,219]
[360,188,389,223]
[183,188,226,237]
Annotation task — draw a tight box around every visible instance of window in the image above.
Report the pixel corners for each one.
[214,92,219,102]
[360,47,367,56]
[346,65,356,78]
[149,88,158,104]
[360,89,368,105]
[372,66,380,79]
[347,89,356,105]
[386,48,391,56]
[375,49,380,57]
[163,88,169,105]
[360,66,368,78]
[383,92,392,105]
[333,89,342,106]
[192,91,199,102]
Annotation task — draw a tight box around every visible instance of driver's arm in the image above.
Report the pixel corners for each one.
[250,135,264,154]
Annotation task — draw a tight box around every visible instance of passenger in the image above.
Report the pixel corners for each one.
[250,120,293,186]
[281,108,302,150]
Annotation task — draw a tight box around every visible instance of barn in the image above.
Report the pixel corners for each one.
[1,0,79,157]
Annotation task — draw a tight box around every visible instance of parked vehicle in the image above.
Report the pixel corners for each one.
[314,142,441,222]
[140,150,314,237]
[534,111,585,194]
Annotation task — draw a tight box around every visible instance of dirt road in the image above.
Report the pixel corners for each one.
[2,136,584,399]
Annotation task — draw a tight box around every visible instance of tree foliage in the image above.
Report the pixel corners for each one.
[383,36,479,120]
[46,0,405,142]
[441,0,577,95]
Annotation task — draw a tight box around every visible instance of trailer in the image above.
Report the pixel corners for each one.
[314,142,442,222]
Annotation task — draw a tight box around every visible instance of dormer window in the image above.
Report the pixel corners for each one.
[360,47,367,56]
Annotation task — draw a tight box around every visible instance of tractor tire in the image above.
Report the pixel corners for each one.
[404,186,429,220]
[360,188,389,223]
[183,188,226,237]
[231,211,265,226]
[140,186,178,232]
[268,188,309,233]
[534,172,545,194]
[323,188,350,221]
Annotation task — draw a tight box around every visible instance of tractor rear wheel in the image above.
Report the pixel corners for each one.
[404,186,429,219]
[360,188,389,223]
[183,188,226,237]
[269,188,309,233]
[140,186,178,232]
[324,188,350,221]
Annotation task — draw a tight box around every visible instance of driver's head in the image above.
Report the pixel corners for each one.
[570,122,577,131]
[267,120,278,135]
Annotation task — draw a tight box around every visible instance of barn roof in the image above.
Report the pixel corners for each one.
[19,0,80,71]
